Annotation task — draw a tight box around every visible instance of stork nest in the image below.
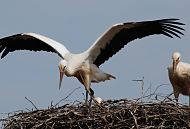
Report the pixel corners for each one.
[1,98,190,129]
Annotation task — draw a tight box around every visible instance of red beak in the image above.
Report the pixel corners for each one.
[172,60,179,76]
[59,65,65,89]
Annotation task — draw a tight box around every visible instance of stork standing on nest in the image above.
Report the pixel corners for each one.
[168,52,190,106]
[0,18,185,107]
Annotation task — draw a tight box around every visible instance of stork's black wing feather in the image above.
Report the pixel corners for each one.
[89,19,185,67]
[0,33,68,59]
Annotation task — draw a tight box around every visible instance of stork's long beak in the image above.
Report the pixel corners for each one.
[172,60,178,76]
[59,65,66,89]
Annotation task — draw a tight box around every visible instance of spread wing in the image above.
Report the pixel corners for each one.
[0,33,70,59]
[88,19,185,67]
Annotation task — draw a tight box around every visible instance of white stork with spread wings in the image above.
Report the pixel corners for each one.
[0,19,185,107]
[168,52,190,106]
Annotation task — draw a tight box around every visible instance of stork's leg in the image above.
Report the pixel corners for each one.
[175,97,179,104]
[85,91,88,106]
[89,88,94,108]
[84,74,96,112]
[78,71,93,109]
[174,91,179,105]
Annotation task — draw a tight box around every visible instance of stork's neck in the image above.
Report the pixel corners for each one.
[64,69,73,77]
[173,62,186,76]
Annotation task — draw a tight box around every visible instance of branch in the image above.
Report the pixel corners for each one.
[54,87,81,107]
[25,97,38,110]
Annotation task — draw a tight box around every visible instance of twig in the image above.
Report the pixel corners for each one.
[129,110,139,129]
[132,77,144,102]
[25,97,38,110]
[134,83,170,102]
[54,87,81,107]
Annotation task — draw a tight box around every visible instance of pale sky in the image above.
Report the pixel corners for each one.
[0,0,190,121]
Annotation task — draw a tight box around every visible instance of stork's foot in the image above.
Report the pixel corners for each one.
[83,88,94,113]
[81,100,92,114]
[174,98,179,106]
[89,88,94,107]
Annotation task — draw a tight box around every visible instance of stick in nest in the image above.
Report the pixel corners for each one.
[25,97,38,110]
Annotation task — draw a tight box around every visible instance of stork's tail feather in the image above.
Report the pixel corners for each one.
[106,73,116,80]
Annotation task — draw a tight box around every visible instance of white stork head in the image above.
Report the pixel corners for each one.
[172,52,181,74]
[58,60,68,89]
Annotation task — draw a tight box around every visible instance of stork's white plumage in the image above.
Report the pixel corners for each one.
[0,19,185,107]
[168,52,190,105]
